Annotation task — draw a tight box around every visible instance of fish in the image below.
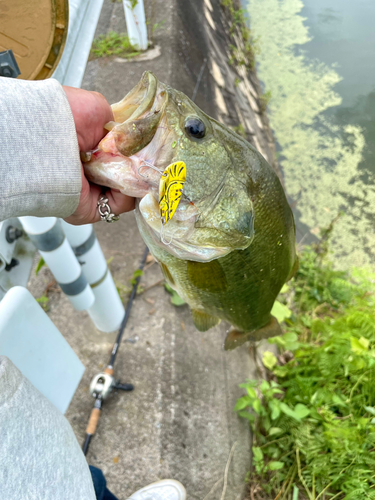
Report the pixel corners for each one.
[83,71,298,350]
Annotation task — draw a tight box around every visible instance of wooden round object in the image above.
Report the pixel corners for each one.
[0,0,68,80]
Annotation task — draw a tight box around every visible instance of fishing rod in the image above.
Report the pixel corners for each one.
[82,246,149,456]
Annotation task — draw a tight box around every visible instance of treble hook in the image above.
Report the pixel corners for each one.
[138,160,164,180]
[160,223,173,246]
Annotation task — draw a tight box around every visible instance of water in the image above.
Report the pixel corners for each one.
[245,0,375,269]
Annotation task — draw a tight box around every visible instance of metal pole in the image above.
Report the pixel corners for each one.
[20,217,95,311]
[123,0,148,51]
[61,221,125,332]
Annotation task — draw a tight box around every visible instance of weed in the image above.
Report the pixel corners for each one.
[126,0,138,9]
[259,90,272,114]
[232,123,247,138]
[36,295,49,312]
[35,256,46,275]
[164,283,185,307]
[235,220,375,499]
[221,0,257,70]
[90,32,141,59]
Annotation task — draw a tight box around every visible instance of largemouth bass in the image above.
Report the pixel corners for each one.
[83,71,298,349]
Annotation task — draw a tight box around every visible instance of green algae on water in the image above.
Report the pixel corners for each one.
[246,0,375,269]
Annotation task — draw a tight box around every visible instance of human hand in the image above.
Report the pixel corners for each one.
[62,86,135,225]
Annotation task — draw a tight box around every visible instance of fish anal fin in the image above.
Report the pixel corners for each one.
[224,316,282,351]
[191,309,221,332]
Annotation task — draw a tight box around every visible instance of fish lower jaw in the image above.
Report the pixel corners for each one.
[136,195,232,263]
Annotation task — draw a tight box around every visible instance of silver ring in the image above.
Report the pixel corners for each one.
[97,195,120,223]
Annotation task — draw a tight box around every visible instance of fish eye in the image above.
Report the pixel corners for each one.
[184,117,206,139]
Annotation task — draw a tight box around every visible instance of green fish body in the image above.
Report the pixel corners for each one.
[83,71,298,349]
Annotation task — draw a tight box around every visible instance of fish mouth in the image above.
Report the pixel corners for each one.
[111,70,160,124]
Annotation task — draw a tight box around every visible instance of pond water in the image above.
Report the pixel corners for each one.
[245,0,375,269]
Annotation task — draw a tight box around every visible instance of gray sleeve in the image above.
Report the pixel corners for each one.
[0,356,96,500]
[0,77,81,221]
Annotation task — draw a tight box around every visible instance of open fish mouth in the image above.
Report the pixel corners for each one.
[82,71,236,262]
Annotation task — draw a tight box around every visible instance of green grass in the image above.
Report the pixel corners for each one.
[235,222,375,499]
[90,31,141,59]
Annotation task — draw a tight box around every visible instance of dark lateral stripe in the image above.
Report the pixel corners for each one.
[27,221,65,252]
[71,228,96,256]
[58,272,88,296]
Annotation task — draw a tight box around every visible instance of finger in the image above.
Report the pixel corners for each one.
[106,189,135,215]
[84,189,135,225]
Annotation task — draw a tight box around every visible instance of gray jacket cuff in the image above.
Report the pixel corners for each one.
[0,77,81,221]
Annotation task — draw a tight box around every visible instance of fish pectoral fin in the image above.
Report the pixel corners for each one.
[187,260,227,293]
[224,316,283,351]
[191,309,221,332]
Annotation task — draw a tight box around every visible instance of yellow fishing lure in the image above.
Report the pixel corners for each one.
[159,161,187,225]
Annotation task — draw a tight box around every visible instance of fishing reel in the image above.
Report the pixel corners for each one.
[89,368,134,401]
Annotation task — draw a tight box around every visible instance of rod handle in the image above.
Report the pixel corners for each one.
[104,367,114,375]
[86,407,101,435]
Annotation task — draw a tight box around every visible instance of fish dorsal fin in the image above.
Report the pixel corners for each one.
[191,309,221,332]
[224,316,282,350]
[187,260,227,293]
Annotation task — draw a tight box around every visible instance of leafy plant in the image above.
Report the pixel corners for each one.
[36,295,49,311]
[235,232,375,498]
[259,90,272,114]
[221,0,258,70]
[164,283,185,307]
[90,32,140,59]
[35,256,46,275]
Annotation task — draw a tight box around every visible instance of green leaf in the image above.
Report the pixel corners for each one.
[279,402,301,421]
[263,351,278,370]
[171,141,177,149]
[294,403,310,419]
[252,398,261,414]
[269,400,281,420]
[268,427,283,436]
[364,406,375,416]
[233,397,250,411]
[164,283,186,306]
[238,410,255,422]
[260,380,270,392]
[246,386,257,398]
[351,336,369,354]
[170,293,185,306]
[130,269,143,285]
[271,300,292,323]
[268,461,284,471]
[35,257,46,275]
[252,446,263,461]
[292,485,299,500]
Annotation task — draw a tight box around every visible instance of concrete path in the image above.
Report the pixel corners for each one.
[28,0,278,498]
